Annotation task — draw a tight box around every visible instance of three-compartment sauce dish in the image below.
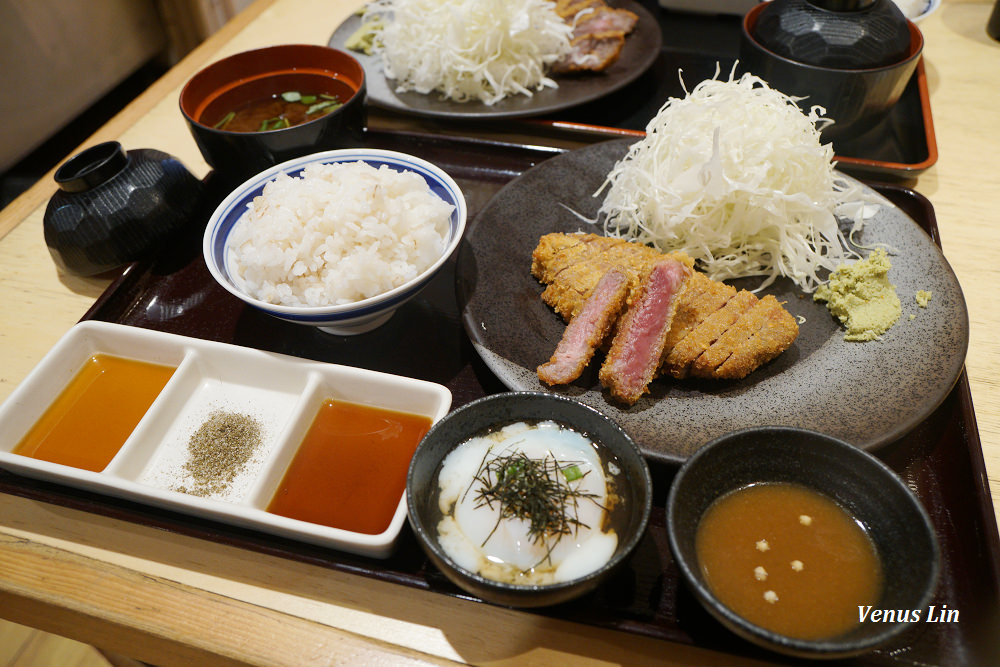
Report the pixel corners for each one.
[0,320,452,557]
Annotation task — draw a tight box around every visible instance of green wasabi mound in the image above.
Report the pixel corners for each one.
[814,247,901,342]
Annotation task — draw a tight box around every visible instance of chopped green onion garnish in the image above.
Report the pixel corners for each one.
[300,95,317,104]
[280,91,301,102]
[258,116,291,131]
[562,465,583,482]
[213,111,235,129]
[306,100,342,115]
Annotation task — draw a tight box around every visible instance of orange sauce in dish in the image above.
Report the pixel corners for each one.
[266,399,432,535]
[695,482,882,640]
[13,354,175,472]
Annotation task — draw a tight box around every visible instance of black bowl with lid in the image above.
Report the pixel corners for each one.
[739,0,923,143]
[752,0,912,69]
[43,141,203,276]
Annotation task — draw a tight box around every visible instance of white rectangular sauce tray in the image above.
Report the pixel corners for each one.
[0,321,453,558]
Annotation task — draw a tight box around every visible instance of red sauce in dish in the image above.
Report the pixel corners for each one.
[266,399,431,534]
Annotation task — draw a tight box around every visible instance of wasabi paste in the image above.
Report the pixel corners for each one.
[814,248,901,342]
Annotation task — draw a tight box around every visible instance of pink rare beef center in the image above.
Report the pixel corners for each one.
[600,259,689,403]
[537,269,629,385]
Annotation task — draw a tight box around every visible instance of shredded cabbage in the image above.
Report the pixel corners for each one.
[596,66,870,292]
[364,0,573,105]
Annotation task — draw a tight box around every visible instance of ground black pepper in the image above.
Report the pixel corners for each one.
[175,409,263,497]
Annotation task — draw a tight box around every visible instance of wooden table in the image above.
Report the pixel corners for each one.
[1,1,998,664]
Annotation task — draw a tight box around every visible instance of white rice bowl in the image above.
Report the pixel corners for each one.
[891,0,936,21]
[227,160,455,307]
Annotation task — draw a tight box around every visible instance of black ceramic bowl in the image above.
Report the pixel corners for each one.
[666,426,939,660]
[739,2,923,143]
[43,141,203,276]
[407,392,653,608]
[179,44,366,184]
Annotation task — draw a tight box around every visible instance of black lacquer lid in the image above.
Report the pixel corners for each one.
[752,0,912,69]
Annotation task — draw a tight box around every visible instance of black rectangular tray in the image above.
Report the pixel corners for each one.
[0,130,993,665]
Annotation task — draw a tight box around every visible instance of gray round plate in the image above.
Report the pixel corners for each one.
[456,139,970,464]
[328,1,661,120]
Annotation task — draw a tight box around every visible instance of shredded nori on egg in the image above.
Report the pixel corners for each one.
[462,446,604,568]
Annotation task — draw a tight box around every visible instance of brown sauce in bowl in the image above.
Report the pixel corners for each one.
[695,482,882,640]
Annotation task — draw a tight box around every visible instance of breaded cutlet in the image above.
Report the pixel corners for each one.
[531,233,799,392]
[709,296,800,380]
[531,232,689,320]
[661,272,737,352]
[662,290,758,379]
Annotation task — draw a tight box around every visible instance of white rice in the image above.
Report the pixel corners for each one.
[227,161,453,307]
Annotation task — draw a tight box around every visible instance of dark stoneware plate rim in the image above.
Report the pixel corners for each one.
[457,138,970,464]
[328,0,661,120]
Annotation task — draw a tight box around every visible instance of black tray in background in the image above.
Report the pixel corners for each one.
[542,2,937,180]
[0,130,993,665]
[367,1,935,181]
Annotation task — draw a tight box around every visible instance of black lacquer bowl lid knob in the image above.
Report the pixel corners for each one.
[53,141,130,194]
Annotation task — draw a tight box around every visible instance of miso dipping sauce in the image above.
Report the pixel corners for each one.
[695,482,883,640]
[266,399,431,534]
[14,354,175,472]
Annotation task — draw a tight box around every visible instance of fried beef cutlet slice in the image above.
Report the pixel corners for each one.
[571,6,639,38]
[537,269,629,385]
[552,32,626,74]
[532,234,645,320]
[688,294,771,377]
[661,272,738,352]
[531,232,664,285]
[555,0,606,20]
[531,232,690,320]
[531,232,799,389]
[551,0,637,75]
[691,295,800,380]
[599,258,690,404]
[662,290,758,379]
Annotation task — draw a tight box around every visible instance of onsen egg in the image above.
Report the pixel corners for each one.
[435,420,619,586]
